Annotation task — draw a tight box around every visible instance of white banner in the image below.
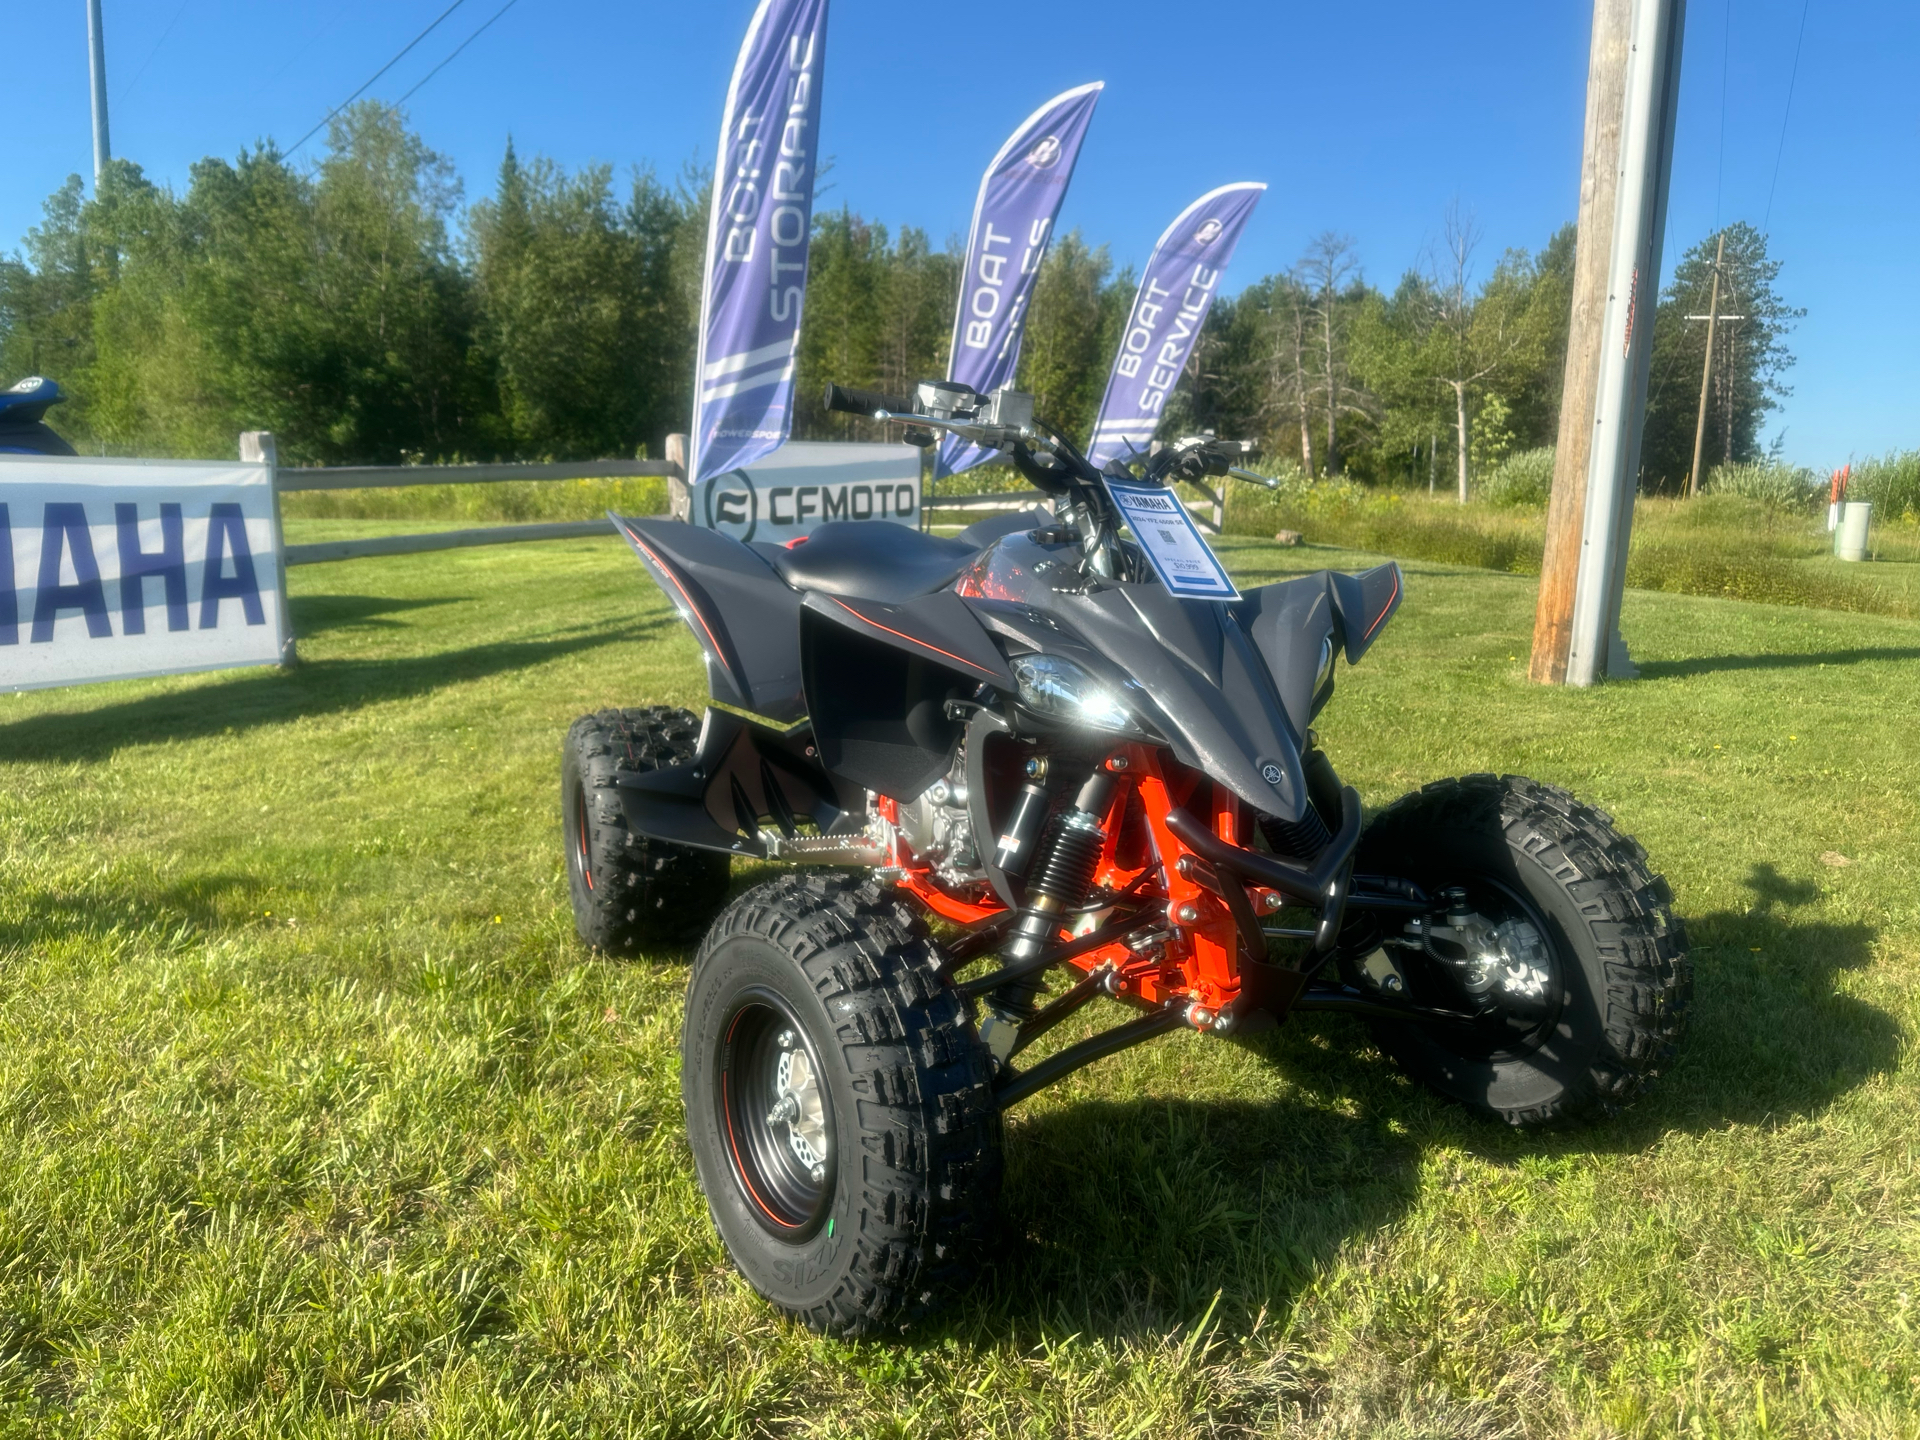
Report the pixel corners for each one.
[0,456,289,693]
[675,440,921,545]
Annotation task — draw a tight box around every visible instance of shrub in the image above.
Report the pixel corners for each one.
[1483,447,1555,509]
[1849,450,1920,521]
[1704,459,1819,510]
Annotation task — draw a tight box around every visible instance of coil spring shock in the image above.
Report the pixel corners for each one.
[1259,807,1330,861]
[1030,814,1106,906]
[984,771,1117,1038]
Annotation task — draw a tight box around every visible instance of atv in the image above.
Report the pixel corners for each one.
[562,379,1691,1336]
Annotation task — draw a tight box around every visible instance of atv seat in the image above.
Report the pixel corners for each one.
[763,521,980,605]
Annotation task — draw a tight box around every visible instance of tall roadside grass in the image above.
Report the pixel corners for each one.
[1704,458,1821,509]
[1225,477,1920,620]
[1851,449,1920,521]
[1228,477,1545,573]
[278,475,671,524]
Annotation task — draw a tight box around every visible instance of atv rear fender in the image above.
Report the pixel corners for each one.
[613,515,807,722]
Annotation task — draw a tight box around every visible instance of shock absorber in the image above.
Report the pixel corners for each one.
[978,770,1116,1064]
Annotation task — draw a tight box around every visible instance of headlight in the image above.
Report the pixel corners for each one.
[1010,653,1135,732]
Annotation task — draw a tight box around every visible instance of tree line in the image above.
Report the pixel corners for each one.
[0,104,1796,490]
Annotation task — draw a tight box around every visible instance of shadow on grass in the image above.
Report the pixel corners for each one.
[0,871,265,956]
[289,592,471,636]
[0,620,657,763]
[1649,886,1897,1133]
[1636,645,1920,679]
[947,864,1896,1343]
[979,1092,1419,1344]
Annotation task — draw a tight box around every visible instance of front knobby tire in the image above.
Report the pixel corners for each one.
[562,706,732,952]
[1352,774,1691,1127]
[680,873,1001,1336]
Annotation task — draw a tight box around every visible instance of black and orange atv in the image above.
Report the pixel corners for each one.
[562,380,1691,1336]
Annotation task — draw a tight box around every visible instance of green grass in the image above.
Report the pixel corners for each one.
[1226,488,1920,621]
[2,524,1919,1435]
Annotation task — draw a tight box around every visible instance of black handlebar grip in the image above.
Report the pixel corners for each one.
[823,383,915,417]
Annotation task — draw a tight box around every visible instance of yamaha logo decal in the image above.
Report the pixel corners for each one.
[1260,762,1285,787]
[1026,135,1063,169]
[1193,218,1224,246]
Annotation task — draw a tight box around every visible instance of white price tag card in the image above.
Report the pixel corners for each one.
[1102,477,1240,602]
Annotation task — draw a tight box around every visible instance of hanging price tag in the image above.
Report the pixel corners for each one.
[1101,476,1240,602]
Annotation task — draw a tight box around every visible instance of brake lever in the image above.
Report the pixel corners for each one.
[873,409,1053,456]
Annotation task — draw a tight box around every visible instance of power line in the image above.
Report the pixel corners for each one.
[1761,0,1811,237]
[287,0,472,158]
[252,10,353,102]
[118,0,194,105]
[395,0,525,108]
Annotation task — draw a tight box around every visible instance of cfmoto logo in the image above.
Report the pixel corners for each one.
[704,469,758,541]
[1193,218,1224,245]
[1026,135,1062,169]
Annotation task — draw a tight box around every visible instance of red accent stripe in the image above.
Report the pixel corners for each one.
[827,597,1000,680]
[722,1012,796,1230]
[626,525,733,674]
[1362,567,1401,641]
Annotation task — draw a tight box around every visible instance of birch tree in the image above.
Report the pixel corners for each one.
[1298,232,1370,474]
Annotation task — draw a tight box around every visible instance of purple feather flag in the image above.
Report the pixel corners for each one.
[1086,182,1264,471]
[691,0,830,485]
[935,83,1102,480]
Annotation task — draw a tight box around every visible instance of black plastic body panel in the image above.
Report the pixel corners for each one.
[614,515,806,721]
[1052,581,1308,822]
[609,513,1401,840]
[1328,562,1404,663]
[799,596,991,800]
[954,506,1053,549]
[612,708,860,858]
[1234,562,1403,737]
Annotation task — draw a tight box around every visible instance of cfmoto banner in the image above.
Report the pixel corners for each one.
[691,0,831,486]
[936,82,1102,480]
[0,457,289,692]
[682,441,920,544]
[1086,182,1265,471]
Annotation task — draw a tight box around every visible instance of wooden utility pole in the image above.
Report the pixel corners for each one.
[1684,231,1726,498]
[1529,0,1632,685]
[1530,0,1685,686]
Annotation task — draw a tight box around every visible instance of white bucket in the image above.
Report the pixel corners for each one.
[1835,501,1872,562]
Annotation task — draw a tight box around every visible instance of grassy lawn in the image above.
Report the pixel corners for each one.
[1,522,1917,1436]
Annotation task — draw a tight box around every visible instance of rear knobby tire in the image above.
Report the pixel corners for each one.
[1352,774,1690,1126]
[563,706,732,952]
[680,873,1001,1336]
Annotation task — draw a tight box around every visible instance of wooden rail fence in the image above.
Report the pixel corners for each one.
[249,428,1227,568]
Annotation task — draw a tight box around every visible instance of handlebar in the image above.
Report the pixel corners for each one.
[1147,434,1268,487]
[823,383,916,418]
[820,377,1271,586]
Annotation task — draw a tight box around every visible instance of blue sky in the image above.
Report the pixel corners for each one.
[3,0,1911,467]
